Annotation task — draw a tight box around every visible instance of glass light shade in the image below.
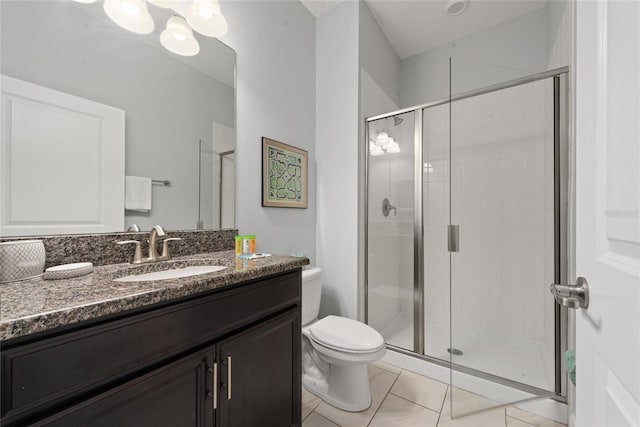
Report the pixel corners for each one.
[186,0,228,37]
[382,136,396,149]
[375,131,389,147]
[386,142,401,153]
[104,0,154,34]
[160,16,200,56]
[370,143,384,156]
[72,0,98,3]
[147,0,180,8]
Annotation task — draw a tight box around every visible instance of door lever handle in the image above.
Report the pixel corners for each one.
[550,277,589,309]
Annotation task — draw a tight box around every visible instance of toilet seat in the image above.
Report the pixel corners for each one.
[309,315,384,354]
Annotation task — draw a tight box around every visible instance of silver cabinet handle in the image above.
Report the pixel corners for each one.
[226,355,232,400]
[207,362,218,410]
[550,277,589,309]
[212,362,218,409]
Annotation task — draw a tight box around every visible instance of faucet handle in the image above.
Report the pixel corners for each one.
[116,240,143,264]
[160,237,182,259]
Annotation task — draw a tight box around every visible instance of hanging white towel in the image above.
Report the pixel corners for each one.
[125,176,152,212]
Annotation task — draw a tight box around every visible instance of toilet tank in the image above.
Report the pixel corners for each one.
[301,267,322,326]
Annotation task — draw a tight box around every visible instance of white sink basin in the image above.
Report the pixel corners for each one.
[114,265,227,282]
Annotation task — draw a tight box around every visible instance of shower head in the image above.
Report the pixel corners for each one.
[393,116,403,126]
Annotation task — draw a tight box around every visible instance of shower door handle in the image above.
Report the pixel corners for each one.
[550,277,589,309]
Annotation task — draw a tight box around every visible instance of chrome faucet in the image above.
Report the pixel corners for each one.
[116,225,182,264]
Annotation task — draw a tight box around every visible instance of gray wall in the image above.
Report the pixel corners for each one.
[315,1,360,319]
[359,1,401,110]
[1,1,234,232]
[220,1,317,261]
[399,8,550,107]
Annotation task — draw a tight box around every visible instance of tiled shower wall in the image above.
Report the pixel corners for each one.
[423,78,556,389]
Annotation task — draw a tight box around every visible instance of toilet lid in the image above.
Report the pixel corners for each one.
[309,315,384,352]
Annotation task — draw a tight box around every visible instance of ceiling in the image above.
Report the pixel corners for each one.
[300,0,548,59]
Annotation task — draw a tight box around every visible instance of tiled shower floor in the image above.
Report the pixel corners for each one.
[302,361,567,427]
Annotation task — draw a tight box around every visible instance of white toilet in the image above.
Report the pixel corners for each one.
[301,267,386,412]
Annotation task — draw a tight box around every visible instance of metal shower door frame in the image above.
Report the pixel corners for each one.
[363,66,569,400]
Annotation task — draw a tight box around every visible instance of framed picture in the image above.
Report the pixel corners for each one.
[262,137,308,208]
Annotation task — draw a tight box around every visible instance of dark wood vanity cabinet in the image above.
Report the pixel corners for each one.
[1,271,302,427]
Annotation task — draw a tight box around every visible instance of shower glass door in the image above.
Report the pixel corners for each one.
[449,58,562,418]
[366,110,417,352]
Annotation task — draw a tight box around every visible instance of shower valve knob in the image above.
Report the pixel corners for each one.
[382,198,397,217]
[550,277,589,309]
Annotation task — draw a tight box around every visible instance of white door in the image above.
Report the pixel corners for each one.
[575,1,640,426]
[1,76,125,236]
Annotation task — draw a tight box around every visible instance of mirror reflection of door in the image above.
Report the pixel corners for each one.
[198,123,235,230]
[0,0,236,235]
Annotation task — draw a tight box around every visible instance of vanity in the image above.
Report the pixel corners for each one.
[0,250,308,426]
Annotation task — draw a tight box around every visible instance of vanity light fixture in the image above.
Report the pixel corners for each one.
[385,141,401,153]
[161,16,200,56]
[369,141,384,156]
[371,132,400,156]
[375,131,389,147]
[76,0,228,57]
[382,136,396,150]
[103,0,155,34]
[147,0,179,8]
[186,0,228,37]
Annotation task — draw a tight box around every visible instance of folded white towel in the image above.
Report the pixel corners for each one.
[125,176,152,212]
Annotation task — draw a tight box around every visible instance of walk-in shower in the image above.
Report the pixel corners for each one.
[364,64,569,418]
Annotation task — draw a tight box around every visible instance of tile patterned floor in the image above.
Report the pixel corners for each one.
[302,361,567,427]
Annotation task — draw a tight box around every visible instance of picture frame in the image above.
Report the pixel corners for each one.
[262,137,308,209]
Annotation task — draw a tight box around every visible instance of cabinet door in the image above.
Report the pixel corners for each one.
[33,347,215,427]
[218,309,301,427]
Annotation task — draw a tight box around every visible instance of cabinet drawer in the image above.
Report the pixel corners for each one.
[1,271,300,424]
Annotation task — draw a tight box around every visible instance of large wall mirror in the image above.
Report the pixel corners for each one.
[0,0,235,236]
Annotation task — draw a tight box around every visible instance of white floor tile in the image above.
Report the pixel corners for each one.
[507,416,534,426]
[506,407,567,427]
[369,393,440,427]
[302,360,566,427]
[303,412,340,427]
[437,387,506,427]
[390,369,448,412]
[314,365,397,427]
[372,360,402,375]
[446,386,501,415]
[302,387,322,420]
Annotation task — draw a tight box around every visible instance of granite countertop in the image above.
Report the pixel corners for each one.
[0,251,309,342]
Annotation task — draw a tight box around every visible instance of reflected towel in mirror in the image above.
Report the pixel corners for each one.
[125,176,152,212]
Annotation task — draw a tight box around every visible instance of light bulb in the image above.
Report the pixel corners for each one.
[122,0,140,15]
[187,0,228,37]
[198,4,215,19]
[375,131,389,147]
[161,15,200,56]
[386,142,401,154]
[382,136,396,149]
[147,0,179,8]
[370,145,384,156]
[104,0,154,34]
